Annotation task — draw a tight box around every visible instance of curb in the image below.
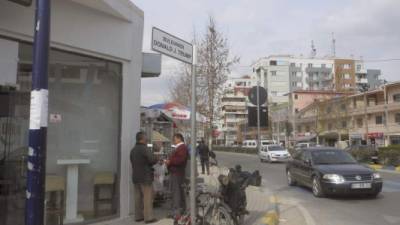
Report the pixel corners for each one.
[262,195,280,225]
[367,164,400,173]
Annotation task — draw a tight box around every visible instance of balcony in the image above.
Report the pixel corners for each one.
[356,78,368,84]
[305,67,332,74]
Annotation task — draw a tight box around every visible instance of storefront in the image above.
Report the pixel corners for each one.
[1,0,147,224]
[368,132,385,147]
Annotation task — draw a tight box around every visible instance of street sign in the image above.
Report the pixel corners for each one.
[249,86,267,106]
[151,27,193,64]
[248,106,268,127]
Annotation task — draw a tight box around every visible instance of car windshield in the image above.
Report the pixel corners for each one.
[311,150,357,165]
[268,145,285,151]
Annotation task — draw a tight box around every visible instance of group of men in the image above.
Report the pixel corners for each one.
[130,132,210,223]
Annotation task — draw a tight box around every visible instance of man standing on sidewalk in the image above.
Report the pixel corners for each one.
[197,139,210,175]
[165,133,188,220]
[130,132,158,224]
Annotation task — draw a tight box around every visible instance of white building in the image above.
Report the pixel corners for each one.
[220,76,253,146]
[0,1,160,224]
[252,55,382,104]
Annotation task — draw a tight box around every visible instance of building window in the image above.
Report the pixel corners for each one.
[270,60,277,66]
[357,118,363,128]
[294,94,298,100]
[395,113,400,123]
[271,91,277,96]
[341,121,347,129]
[271,71,277,76]
[291,72,296,77]
[393,94,400,102]
[290,63,296,67]
[341,104,346,111]
[328,123,333,130]
[357,64,362,71]
[295,108,299,113]
[376,115,384,125]
[308,63,313,68]
[326,106,331,113]
[297,126,302,133]
[305,125,310,132]
[344,73,350,79]
[321,64,326,68]
[343,64,351,69]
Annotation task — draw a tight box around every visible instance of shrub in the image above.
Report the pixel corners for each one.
[350,149,377,163]
[378,145,400,167]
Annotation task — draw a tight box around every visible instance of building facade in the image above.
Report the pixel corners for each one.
[252,55,382,104]
[295,82,400,147]
[0,1,153,224]
[220,76,253,146]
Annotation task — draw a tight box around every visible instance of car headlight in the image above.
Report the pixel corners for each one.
[373,173,381,179]
[323,174,345,184]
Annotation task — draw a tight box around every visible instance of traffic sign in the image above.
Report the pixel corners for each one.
[249,86,267,106]
[151,27,193,64]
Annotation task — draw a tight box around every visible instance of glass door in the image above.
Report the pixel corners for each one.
[0,87,30,225]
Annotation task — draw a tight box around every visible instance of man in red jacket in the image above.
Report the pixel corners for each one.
[165,133,188,219]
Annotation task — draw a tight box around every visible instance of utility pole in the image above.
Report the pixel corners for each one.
[25,0,51,225]
[190,45,197,225]
[257,73,261,152]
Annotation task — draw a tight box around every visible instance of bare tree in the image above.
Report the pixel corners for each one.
[169,16,239,144]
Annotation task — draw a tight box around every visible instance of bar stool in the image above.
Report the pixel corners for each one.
[93,172,116,217]
[45,175,65,225]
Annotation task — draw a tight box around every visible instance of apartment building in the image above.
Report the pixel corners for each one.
[295,82,400,146]
[252,55,382,104]
[220,76,253,146]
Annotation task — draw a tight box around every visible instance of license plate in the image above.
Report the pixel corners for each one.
[351,183,372,189]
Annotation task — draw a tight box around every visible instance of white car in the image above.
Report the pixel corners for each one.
[259,145,291,163]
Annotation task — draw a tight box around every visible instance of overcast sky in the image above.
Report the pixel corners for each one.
[135,0,400,106]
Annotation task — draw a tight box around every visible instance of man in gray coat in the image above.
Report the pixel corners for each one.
[130,132,158,223]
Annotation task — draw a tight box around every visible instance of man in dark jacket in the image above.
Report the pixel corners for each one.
[197,139,210,175]
[165,133,188,219]
[130,132,158,224]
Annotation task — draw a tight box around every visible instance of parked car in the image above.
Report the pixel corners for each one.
[261,140,277,148]
[243,140,257,149]
[259,144,291,163]
[286,147,383,198]
[294,142,316,151]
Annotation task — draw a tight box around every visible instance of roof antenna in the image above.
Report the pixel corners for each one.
[331,32,336,57]
[310,40,317,58]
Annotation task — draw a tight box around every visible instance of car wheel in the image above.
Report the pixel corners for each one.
[287,170,296,186]
[312,176,325,198]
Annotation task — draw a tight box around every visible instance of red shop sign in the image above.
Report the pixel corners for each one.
[368,132,384,139]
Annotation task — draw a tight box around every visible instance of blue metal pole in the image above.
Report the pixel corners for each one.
[25,0,51,225]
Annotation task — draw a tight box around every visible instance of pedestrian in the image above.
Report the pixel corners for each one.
[165,133,188,220]
[130,132,158,224]
[197,139,210,175]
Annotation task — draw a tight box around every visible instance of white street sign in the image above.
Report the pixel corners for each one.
[152,27,193,64]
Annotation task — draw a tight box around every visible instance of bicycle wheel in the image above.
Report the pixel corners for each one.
[208,205,234,225]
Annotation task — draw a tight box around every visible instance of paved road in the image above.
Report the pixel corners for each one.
[216,151,400,225]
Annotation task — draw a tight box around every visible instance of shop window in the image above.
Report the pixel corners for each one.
[0,41,122,224]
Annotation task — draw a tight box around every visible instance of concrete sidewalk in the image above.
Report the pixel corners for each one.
[92,165,306,225]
